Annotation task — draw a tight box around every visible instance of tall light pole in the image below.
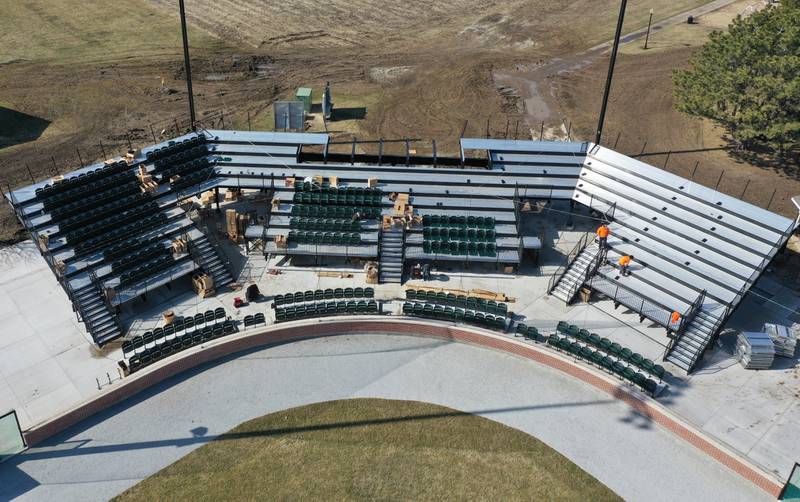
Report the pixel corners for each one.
[179,0,196,131]
[595,0,628,146]
[644,8,654,50]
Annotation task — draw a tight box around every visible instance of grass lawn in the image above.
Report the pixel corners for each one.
[0,0,220,64]
[113,399,621,501]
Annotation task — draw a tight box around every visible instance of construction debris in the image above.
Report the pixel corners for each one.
[406,284,516,302]
[736,331,775,370]
[317,271,354,278]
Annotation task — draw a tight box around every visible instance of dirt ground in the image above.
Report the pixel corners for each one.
[0,0,794,244]
[543,1,800,218]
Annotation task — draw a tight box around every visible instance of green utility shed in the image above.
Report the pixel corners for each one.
[295,87,312,113]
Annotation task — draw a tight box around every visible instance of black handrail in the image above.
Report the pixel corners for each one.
[663,289,705,361]
[588,275,675,327]
[547,232,591,294]
[565,246,605,303]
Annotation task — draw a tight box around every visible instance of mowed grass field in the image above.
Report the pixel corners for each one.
[0,0,219,64]
[113,399,621,501]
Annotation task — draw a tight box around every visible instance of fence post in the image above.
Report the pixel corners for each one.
[690,161,699,179]
[663,150,671,168]
[766,189,777,210]
[540,121,544,141]
[613,131,621,149]
[174,118,180,136]
[99,141,107,160]
[149,124,157,143]
[247,110,252,131]
[76,148,84,167]
[640,141,647,156]
[126,132,133,151]
[714,170,725,190]
[739,179,750,199]
[51,156,59,176]
[513,121,519,140]
[221,111,225,129]
[25,164,35,183]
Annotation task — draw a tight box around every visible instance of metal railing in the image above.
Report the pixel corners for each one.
[547,232,591,294]
[90,270,125,337]
[663,289,706,361]
[565,246,605,304]
[686,308,727,373]
[588,275,675,327]
[681,220,797,372]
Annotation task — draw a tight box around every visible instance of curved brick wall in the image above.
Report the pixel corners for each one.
[21,318,784,496]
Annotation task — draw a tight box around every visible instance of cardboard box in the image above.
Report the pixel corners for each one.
[367,178,378,187]
[226,209,238,240]
[329,176,338,187]
[275,234,288,248]
[285,177,295,187]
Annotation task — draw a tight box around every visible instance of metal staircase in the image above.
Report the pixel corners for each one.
[70,280,123,346]
[551,243,601,303]
[189,234,235,288]
[664,290,721,372]
[379,225,404,284]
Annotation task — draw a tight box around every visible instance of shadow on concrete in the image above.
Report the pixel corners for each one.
[0,392,617,500]
[0,107,50,149]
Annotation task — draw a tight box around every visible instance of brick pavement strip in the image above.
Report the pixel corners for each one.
[22,317,785,497]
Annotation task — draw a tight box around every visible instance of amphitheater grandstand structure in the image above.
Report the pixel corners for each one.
[4,130,796,373]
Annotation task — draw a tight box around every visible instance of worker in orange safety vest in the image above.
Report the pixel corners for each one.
[618,255,633,276]
[596,224,610,250]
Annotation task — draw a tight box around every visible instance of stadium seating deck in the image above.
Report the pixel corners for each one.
[4,131,794,370]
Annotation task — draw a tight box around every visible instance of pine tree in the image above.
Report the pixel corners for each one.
[673,1,800,152]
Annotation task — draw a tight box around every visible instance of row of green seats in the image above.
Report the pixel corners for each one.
[294,183,382,197]
[119,254,175,287]
[423,214,495,229]
[514,323,543,342]
[405,289,508,316]
[274,287,374,306]
[424,227,496,242]
[288,231,361,246]
[64,201,160,244]
[423,240,496,257]
[556,321,665,381]
[290,217,361,232]
[111,244,169,274]
[402,302,506,331]
[37,171,136,211]
[74,213,168,256]
[49,182,141,222]
[547,334,659,395]
[37,162,132,206]
[291,204,381,219]
[58,192,151,232]
[170,166,216,191]
[293,192,382,207]
[123,308,227,358]
[147,134,206,162]
[276,300,379,322]
[127,320,235,374]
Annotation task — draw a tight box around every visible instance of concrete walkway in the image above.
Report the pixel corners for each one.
[0,334,771,502]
